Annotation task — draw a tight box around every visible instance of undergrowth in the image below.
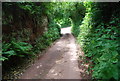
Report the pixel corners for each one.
[2,40,33,61]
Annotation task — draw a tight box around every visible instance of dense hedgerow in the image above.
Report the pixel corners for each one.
[77,2,120,80]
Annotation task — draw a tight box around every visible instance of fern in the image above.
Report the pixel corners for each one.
[2,40,33,61]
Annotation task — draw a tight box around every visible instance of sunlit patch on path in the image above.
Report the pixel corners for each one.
[61,27,71,34]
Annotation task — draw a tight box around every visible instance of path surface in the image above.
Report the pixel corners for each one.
[20,27,81,79]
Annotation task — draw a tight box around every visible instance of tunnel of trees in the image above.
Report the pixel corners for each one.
[1,1,120,80]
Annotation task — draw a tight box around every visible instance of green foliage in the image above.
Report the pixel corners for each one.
[77,2,120,80]
[56,18,71,28]
[71,3,86,37]
[33,23,60,54]
[2,2,61,61]
[45,2,70,27]
[2,40,33,61]
[84,23,119,79]
[46,2,86,28]
[2,2,47,25]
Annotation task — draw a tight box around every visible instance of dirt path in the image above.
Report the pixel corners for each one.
[20,27,81,79]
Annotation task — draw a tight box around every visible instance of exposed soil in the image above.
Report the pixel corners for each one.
[19,27,91,79]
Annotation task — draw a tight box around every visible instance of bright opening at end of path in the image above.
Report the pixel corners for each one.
[61,27,71,34]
